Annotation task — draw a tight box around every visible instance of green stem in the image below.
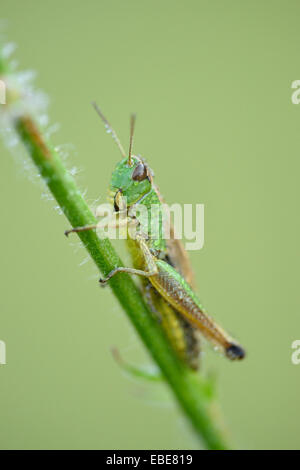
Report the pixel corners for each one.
[14,115,229,450]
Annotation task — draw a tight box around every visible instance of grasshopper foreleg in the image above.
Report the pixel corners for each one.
[65,215,137,237]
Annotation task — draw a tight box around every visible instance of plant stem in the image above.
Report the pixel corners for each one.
[13,114,229,450]
[1,42,231,449]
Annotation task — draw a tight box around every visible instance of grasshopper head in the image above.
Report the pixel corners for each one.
[109,156,152,209]
[91,104,152,209]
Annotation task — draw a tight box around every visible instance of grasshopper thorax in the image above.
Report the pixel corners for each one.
[110,156,153,209]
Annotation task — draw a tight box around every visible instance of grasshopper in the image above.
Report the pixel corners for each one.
[65,104,245,367]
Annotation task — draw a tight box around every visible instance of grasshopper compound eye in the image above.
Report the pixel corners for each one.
[132,163,147,181]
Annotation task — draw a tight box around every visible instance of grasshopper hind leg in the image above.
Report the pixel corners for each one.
[225,343,245,360]
[180,319,201,370]
[150,259,246,361]
[143,282,201,370]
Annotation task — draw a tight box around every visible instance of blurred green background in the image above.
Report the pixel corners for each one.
[1,0,300,450]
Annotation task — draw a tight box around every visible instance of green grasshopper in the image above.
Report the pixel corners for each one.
[65,104,245,367]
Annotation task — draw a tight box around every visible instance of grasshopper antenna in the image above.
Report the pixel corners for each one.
[92,102,126,158]
[128,113,136,166]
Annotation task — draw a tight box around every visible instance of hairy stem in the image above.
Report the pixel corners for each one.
[0,43,230,447]
[13,114,229,450]
[0,40,228,449]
